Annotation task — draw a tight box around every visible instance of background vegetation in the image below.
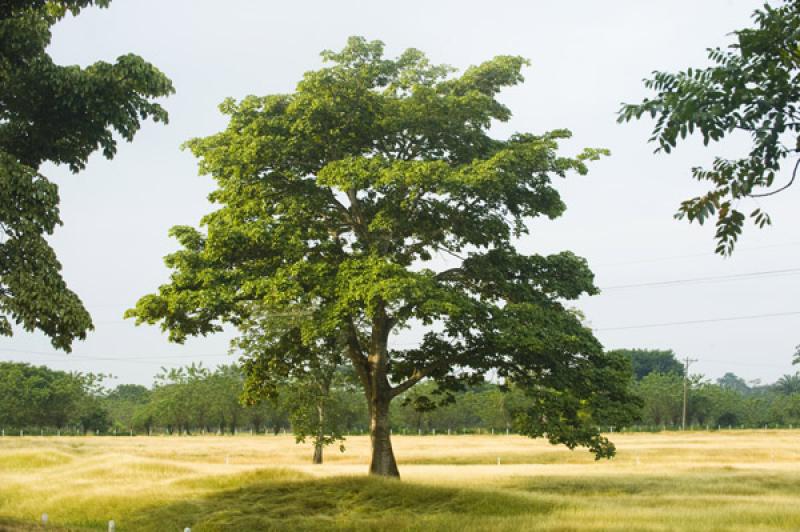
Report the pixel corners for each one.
[2,348,800,438]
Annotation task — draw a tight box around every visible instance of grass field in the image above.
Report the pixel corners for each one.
[1,431,800,531]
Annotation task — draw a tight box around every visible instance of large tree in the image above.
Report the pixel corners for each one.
[128,37,637,477]
[0,0,173,350]
[619,1,800,254]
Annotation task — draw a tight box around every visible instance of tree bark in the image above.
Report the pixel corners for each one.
[365,304,401,477]
[369,396,399,477]
[313,441,324,464]
[313,401,325,464]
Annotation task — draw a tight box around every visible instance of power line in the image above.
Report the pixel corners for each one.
[596,310,800,331]
[601,267,800,291]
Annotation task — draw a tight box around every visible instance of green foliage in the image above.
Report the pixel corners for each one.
[509,351,641,459]
[619,1,800,254]
[233,307,365,461]
[128,37,632,468]
[0,1,110,21]
[717,372,751,394]
[0,0,173,350]
[774,372,800,395]
[391,381,518,432]
[141,363,279,435]
[610,348,684,380]
[631,366,800,429]
[0,361,108,430]
[104,384,150,431]
[635,372,684,426]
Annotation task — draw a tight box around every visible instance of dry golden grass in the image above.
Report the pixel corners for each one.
[1,430,800,530]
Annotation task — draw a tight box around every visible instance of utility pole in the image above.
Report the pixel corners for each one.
[682,357,698,430]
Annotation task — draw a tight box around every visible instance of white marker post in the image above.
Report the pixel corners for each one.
[108,520,115,532]
[42,513,48,526]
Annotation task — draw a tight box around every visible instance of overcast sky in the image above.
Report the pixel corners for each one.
[3,0,798,386]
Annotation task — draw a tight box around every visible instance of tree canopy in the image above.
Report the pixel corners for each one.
[619,1,800,254]
[609,348,685,381]
[0,0,173,350]
[128,37,637,476]
[0,361,108,432]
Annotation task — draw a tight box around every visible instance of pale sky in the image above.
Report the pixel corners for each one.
[2,0,798,386]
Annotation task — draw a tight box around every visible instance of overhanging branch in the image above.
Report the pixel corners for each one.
[749,158,800,198]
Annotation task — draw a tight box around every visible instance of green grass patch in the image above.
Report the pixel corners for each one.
[129,475,552,531]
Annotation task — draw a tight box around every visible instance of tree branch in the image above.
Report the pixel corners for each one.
[434,244,466,261]
[390,368,429,398]
[390,362,445,398]
[435,267,463,281]
[749,158,800,198]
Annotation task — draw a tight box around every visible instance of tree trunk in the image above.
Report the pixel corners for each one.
[313,402,325,464]
[369,397,399,477]
[312,441,323,464]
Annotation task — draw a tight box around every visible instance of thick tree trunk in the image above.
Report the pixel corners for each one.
[346,303,401,477]
[369,397,399,477]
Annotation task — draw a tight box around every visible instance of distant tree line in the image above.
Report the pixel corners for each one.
[0,361,537,437]
[611,349,800,429]
[2,350,800,438]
